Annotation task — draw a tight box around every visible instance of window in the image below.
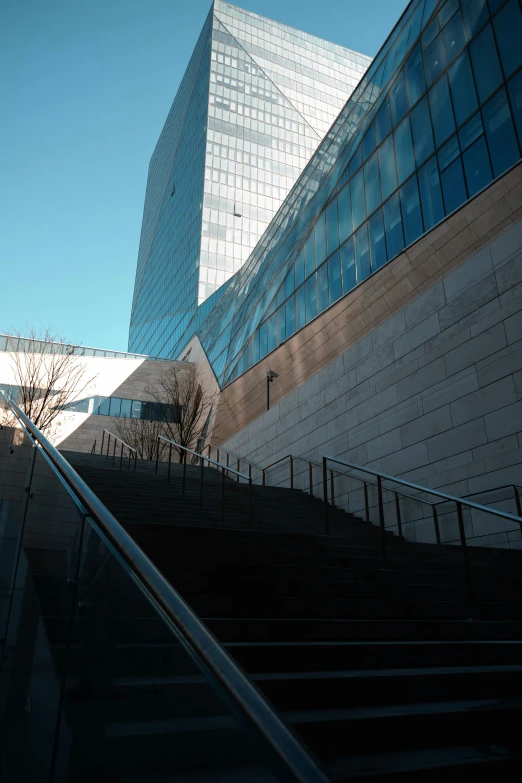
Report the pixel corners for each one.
[461,0,489,39]
[424,33,445,86]
[429,74,456,146]
[98,397,110,416]
[394,115,415,184]
[267,312,276,352]
[259,321,268,358]
[120,399,132,418]
[326,198,339,255]
[418,156,444,230]
[315,212,327,267]
[405,44,426,106]
[305,274,317,322]
[390,70,409,126]
[462,135,492,197]
[400,175,423,246]
[482,88,520,177]
[317,263,329,312]
[411,96,435,165]
[378,135,398,203]
[351,168,367,230]
[304,231,315,277]
[441,156,467,214]
[252,330,260,364]
[362,122,377,161]
[364,152,381,214]
[459,112,484,151]
[368,210,387,271]
[295,249,305,286]
[276,306,285,345]
[340,238,356,294]
[354,224,370,282]
[469,23,503,103]
[349,145,362,177]
[493,0,522,78]
[285,267,294,299]
[375,97,392,143]
[131,400,142,419]
[286,295,295,337]
[508,70,522,145]
[439,0,459,27]
[295,285,306,330]
[442,10,466,66]
[383,193,405,260]
[338,184,353,245]
[438,134,460,171]
[448,50,478,126]
[328,250,342,303]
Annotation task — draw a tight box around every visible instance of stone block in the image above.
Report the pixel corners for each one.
[472,435,519,461]
[496,252,522,295]
[379,398,424,435]
[342,334,373,371]
[366,428,402,461]
[349,421,381,451]
[490,221,522,266]
[439,272,499,332]
[515,369,522,397]
[477,347,522,388]
[442,245,493,301]
[381,441,430,475]
[427,418,488,462]
[401,406,453,448]
[393,313,440,361]
[469,296,521,339]
[397,357,446,402]
[444,324,507,377]
[417,327,471,370]
[357,385,399,424]
[355,344,396,385]
[505,310,522,345]
[404,282,446,330]
[484,399,522,441]
[450,376,517,427]
[371,311,406,349]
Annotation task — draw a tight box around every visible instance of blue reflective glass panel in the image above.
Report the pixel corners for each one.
[375,97,392,144]
[252,330,260,364]
[305,275,317,322]
[368,210,387,272]
[296,285,306,331]
[508,70,522,145]
[493,0,522,78]
[109,397,121,417]
[304,232,315,277]
[349,145,363,177]
[379,134,398,200]
[285,267,294,299]
[351,168,367,230]
[131,400,142,419]
[438,134,460,170]
[424,33,445,86]
[362,122,377,161]
[276,284,285,307]
[459,112,484,151]
[462,135,493,197]
[276,307,285,345]
[418,156,444,230]
[394,116,415,184]
[120,399,132,418]
[390,71,409,126]
[442,10,466,65]
[267,313,276,353]
[354,224,370,283]
[338,184,353,245]
[315,212,327,267]
[405,44,426,106]
[383,193,404,260]
[295,249,305,286]
[411,96,435,166]
[461,0,489,38]
[317,263,329,312]
[326,197,339,254]
[448,50,478,126]
[469,23,503,104]
[482,88,520,177]
[441,156,467,214]
[488,0,505,11]
[422,18,439,50]
[340,238,356,294]
[400,175,423,246]
[364,152,381,215]
[429,75,456,146]
[286,296,295,337]
[439,0,459,27]
[328,250,342,303]
[99,397,110,416]
[259,322,268,358]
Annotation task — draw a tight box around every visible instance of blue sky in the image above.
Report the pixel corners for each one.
[1,0,408,352]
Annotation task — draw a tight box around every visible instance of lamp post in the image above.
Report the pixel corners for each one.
[266,370,278,411]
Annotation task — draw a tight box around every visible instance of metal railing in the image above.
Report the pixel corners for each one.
[434,482,522,519]
[323,455,522,587]
[206,442,262,483]
[1,393,330,783]
[96,428,137,472]
[157,436,253,525]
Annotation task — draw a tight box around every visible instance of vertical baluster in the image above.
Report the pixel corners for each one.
[167,442,172,483]
[394,492,402,537]
[377,475,386,562]
[322,458,329,536]
[364,481,370,523]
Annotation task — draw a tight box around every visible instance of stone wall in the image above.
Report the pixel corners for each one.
[219,218,522,548]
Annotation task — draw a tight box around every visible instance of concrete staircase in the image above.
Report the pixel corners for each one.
[34,451,522,780]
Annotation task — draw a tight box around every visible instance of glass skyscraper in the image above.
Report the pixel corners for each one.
[129,1,371,358]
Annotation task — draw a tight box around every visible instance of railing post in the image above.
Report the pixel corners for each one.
[515,486,522,519]
[119,443,124,471]
[394,492,402,537]
[309,462,313,496]
[247,478,252,525]
[155,438,160,474]
[221,469,225,523]
[364,481,370,523]
[290,455,294,490]
[322,457,329,536]
[249,463,252,484]
[182,454,187,495]
[112,437,117,465]
[377,475,386,562]
[100,430,105,456]
[262,469,266,486]
[106,433,110,460]
[456,501,470,593]
[330,470,335,508]
[237,458,240,483]
[207,444,211,460]
[199,457,205,512]
[433,505,441,545]
[127,448,131,472]
[134,451,137,472]
[167,442,172,483]
[226,452,229,478]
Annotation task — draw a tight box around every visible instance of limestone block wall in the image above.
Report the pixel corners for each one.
[219,219,522,548]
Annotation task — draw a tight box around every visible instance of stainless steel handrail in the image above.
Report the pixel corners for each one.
[206,442,263,482]
[2,394,330,782]
[433,482,522,518]
[99,428,137,471]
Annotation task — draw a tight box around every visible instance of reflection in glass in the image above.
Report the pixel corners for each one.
[395,116,415,184]
[482,88,520,177]
[462,136,492,197]
[405,44,426,106]
[296,285,306,331]
[493,0,522,78]
[442,11,466,66]
[317,263,329,312]
[351,168,367,230]
[411,96,435,165]
[368,210,387,271]
[441,156,468,214]
[383,193,405,260]
[328,250,342,303]
[364,152,382,214]
[379,135,398,199]
[355,224,371,282]
[400,175,423,246]
[424,33,445,86]
[469,24,503,103]
[315,212,327,267]
[429,74,456,146]
[461,0,489,39]
[508,70,522,143]
[286,295,296,337]
[341,238,356,294]
[338,184,353,245]
[390,70,409,126]
[375,97,392,143]
[448,50,478,126]
[326,198,339,254]
[418,156,444,231]
[305,274,317,322]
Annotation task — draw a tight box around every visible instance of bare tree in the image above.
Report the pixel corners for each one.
[1,326,97,440]
[148,366,217,463]
[113,415,165,461]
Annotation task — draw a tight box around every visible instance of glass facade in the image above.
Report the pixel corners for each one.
[128,1,371,359]
[191,0,522,387]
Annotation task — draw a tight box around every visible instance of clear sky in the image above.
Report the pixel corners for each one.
[1,0,408,352]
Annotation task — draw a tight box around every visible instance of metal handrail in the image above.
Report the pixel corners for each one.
[99,428,137,472]
[433,483,522,518]
[156,435,253,525]
[2,394,330,783]
[206,442,262,483]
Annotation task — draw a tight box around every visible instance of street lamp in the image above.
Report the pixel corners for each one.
[266,369,278,411]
